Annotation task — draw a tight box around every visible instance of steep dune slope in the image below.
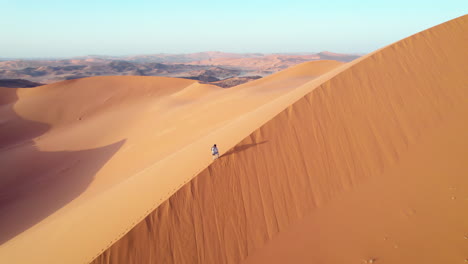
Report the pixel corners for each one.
[0,60,343,263]
[90,15,468,264]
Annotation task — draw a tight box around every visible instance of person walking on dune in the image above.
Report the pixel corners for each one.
[211,144,219,159]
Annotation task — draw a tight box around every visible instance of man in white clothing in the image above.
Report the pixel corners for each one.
[211,144,219,159]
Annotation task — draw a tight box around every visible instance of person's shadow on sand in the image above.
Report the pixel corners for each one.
[222,140,268,158]
[0,88,124,245]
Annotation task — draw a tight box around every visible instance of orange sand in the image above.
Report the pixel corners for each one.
[1,15,467,264]
[92,15,467,264]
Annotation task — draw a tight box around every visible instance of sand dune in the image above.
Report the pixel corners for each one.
[1,15,467,264]
[0,59,343,263]
[87,15,466,264]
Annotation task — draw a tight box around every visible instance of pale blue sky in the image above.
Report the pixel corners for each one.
[0,0,466,58]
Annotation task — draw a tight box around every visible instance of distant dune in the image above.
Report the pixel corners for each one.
[186,52,359,76]
[209,76,262,88]
[316,51,361,61]
[0,15,467,264]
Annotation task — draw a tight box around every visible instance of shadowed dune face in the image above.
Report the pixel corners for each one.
[0,79,43,88]
[91,15,468,264]
[0,88,125,244]
[0,88,20,104]
[0,88,49,148]
[222,140,268,157]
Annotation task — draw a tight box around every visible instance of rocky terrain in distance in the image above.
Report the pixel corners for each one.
[0,51,361,88]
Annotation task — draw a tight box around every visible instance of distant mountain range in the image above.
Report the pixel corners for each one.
[0,51,361,88]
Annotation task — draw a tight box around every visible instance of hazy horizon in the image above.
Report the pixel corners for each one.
[0,50,366,60]
[1,0,466,58]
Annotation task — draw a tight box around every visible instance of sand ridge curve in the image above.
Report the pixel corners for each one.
[90,14,468,264]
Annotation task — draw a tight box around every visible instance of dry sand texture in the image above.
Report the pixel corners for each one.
[91,15,468,264]
[1,14,467,264]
